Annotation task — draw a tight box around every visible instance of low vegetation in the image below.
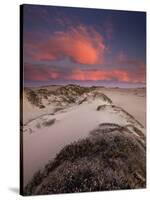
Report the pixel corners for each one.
[96,105,143,128]
[25,85,112,109]
[42,119,56,127]
[24,126,146,195]
[25,89,45,109]
[93,92,112,104]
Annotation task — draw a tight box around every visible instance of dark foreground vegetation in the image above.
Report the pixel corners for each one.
[24,123,146,195]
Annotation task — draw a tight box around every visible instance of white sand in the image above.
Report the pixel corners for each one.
[99,88,146,127]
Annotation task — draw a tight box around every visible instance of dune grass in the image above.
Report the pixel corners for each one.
[24,126,146,195]
[42,119,56,127]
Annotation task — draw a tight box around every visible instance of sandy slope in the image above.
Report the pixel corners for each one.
[99,88,146,127]
[23,99,109,185]
[23,87,145,185]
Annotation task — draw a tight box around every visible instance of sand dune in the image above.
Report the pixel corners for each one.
[22,85,146,193]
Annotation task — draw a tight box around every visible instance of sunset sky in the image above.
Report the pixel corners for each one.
[23,4,146,87]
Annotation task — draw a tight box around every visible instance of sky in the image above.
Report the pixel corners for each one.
[23,4,146,88]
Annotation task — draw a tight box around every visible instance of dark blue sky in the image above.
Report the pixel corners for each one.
[23,4,146,87]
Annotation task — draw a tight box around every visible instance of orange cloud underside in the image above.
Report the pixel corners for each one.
[29,26,106,64]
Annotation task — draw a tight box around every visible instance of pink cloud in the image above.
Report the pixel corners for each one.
[26,25,106,64]
[116,52,146,83]
[24,64,60,81]
[24,62,146,83]
[67,69,130,82]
